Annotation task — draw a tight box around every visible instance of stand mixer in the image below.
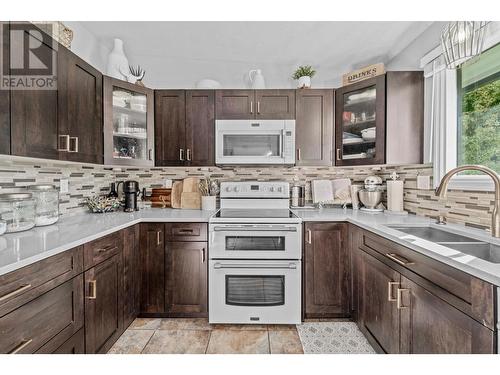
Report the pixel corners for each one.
[358,176,384,212]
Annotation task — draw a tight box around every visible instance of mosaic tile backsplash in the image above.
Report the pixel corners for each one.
[0,156,495,231]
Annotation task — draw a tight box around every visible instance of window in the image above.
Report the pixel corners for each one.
[457,43,500,175]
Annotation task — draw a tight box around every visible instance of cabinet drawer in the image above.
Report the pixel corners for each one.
[84,231,122,269]
[165,223,207,242]
[0,247,83,317]
[0,275,84,354]
[360,230,495,329]
[50,329,85,354]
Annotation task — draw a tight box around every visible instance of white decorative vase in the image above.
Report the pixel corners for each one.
[297,76,311,88]
[201,196,217,211]
[248,69,266,89]
[106,38,129,81]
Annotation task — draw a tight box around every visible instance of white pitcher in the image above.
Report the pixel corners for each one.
[248,69,266,89]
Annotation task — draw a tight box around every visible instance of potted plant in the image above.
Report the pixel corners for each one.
[198,178,219,211]
[292,65,316,88]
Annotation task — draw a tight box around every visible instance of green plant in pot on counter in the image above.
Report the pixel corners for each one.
[293,65,316,88]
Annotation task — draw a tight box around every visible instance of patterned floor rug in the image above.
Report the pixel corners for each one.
[296,322,376,354]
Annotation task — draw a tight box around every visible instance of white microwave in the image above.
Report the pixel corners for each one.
[215,120,295,165]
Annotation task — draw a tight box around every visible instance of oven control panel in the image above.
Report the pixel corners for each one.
[220,181,290,198]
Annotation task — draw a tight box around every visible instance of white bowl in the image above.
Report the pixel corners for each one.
[361,127,376,141]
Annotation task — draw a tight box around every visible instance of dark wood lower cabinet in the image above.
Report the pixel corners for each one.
[84,254,123,354]
[303,222,350,318]
[165,241,207,317]
[399,276,495,354]
[358,250,400,353]
[0,275,83,354]
[140,223,166,314]
[354,226,497,354]
[123,225,141,327]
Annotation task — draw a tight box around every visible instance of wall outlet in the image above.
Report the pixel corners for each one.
[417,175,431,190]
[164,179,173,188]
[60,178,69,193]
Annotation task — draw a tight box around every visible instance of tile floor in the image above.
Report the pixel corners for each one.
[108,318,304,354]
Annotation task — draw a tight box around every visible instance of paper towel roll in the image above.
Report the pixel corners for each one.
[387,180,404,212]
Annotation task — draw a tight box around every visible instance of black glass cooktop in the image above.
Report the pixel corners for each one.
[215,209,297,219]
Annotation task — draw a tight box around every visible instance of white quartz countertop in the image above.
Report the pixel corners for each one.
[294,208,500,287]
[1,207,500,288]
[0,208,215,276]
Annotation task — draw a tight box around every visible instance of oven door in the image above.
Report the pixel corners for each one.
[215,120,295,165]
[209,224,302,260]
[209,260,301,324]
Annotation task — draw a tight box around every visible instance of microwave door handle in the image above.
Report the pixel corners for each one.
[279,129,284,158]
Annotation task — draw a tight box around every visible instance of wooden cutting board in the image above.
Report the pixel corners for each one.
[171,181,183,209]
[181,191,201,209]
[182,177,199,193]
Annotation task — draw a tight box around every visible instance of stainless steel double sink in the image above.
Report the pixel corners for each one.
[386,225,500,264]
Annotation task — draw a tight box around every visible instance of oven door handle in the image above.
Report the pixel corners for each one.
[213,262,297,270]
[212,226,297,232]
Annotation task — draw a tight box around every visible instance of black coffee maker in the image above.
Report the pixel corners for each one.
[117,181,140,212]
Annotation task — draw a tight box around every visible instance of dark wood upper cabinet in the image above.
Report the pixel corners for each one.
[104,77,155,166]
[154,90,186,166]
[9,23,59,159]
[358,250,400,354]
[165,241,207,317]
[335,75,386,166]
[399,276,495,354]
[185,90,215,166]
[216,89,295,119]
[140,223,165,314]
[303,222,349,318]
[58,47,103,164]
[335,72,423,166]
[0,22,10,155]
[122,225,141,328]
[215,90,254,119]
[295,89,333,166]
[84,254,123,354]
[255,89,295,119]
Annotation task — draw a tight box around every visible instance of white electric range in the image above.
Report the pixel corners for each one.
[208,181,302,325]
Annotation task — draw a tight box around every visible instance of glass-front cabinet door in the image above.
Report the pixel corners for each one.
[334,75,386,166]
[104,77,154,166]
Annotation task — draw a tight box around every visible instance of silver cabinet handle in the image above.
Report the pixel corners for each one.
[186,149,192,161]
[296,148,301,161]
[58,135,70,152]
[307,229,312,244]
[179,149,185,161]
[68,137,79,153]
[0,284,32,302]
[8,339,33,354]
[387,281,399,302]
[87,280,97,300]
[148,149,153,161]
[250,101,253,114]
[396,288,409,310]
[201,248,206,263]
[385,253,414,266]
[257,101,260,114]
[336,148,341,161]
[157,231,162,246]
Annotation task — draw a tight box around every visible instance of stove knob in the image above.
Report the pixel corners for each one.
[269,186,275,192]
[234,186,240,192]
[225,186,232,192]
[277,186,283,193]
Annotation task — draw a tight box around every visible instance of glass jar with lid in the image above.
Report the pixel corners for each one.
[0,193,36,233]
[28,184,60,226]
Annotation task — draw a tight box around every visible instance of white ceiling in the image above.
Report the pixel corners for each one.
[77,21,436,88]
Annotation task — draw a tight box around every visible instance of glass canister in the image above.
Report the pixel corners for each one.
[0,193,36,233]
[28,184,60,226]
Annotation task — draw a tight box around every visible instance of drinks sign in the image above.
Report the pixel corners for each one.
[342,63,385,86]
